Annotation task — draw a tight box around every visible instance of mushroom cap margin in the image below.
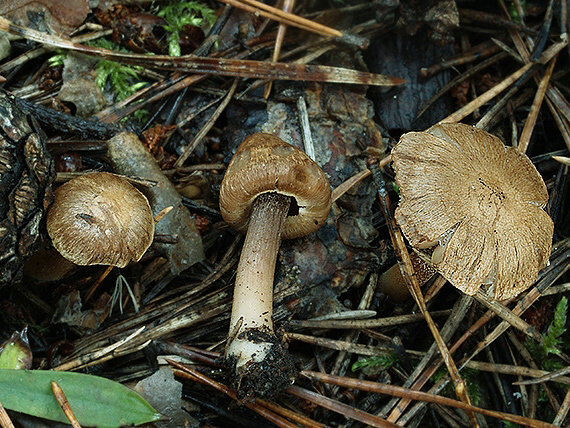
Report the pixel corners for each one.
[219,133,332,240]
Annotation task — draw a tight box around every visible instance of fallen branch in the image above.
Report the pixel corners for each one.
[0,17,405,87]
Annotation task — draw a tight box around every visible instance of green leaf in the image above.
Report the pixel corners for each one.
[0,369,162,427]
[0,328,32,370]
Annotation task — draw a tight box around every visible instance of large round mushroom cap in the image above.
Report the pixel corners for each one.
[392,123,553,300]
[47,172,154,268]
[219,133,331,239]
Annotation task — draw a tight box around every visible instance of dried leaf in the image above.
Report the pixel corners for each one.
[0,0,90,35]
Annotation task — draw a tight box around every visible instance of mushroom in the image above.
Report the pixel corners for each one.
[46,172,154,268]
[391,123,554,300]
[378,252,437,302]
[219,133,331,398]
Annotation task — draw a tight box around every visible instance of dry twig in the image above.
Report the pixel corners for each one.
[301,371,556,428]
[0,17,404,87]
[441,39,567,123]
[367,159,479,426]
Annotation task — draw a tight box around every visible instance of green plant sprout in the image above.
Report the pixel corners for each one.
[157,1,216,56]
[392,181,400,195]
[110,274,139,316]
[47,51,66,67]
[48,39,149,121]
[430,367,482,406]
[89,39,148,102]
[88,38,150,122]
[523,297,569,423]
[352,353,398,374]
[508,0,527,23]
[526,296,568,372]
[542,296,568,356]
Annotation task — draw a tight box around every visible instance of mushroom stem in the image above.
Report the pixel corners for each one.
[226,191,296,397]
[229,192,290,333]
[219,133,332,398]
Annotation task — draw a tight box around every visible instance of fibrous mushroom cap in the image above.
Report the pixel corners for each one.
[47,172,154,268]
[219,133,331,240]
[392,123,554,300]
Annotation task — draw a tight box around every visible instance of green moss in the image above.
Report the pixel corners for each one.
[157,1,216,56]
[526,296,568,372]
[508,0,526,23]
[430,367,482,407]
[352,353,399,374]
[88,39,147,102]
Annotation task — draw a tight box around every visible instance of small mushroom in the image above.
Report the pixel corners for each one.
[378,252,437,302]
[47,172,154,268]
[392,123,554,300]
[219,133,331,398]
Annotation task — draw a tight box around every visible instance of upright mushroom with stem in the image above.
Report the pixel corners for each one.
[219,133,331,398]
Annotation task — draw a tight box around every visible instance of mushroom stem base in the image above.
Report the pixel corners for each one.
[225,327,296,400]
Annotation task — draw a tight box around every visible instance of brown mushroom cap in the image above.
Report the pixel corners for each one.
[392,123,554,300]
[219,133,331,239]
[47,172,154,268]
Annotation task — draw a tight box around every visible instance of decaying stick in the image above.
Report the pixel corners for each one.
[473,291,542,342]
[441,38,567,123]
[216,0,368,48]
[0,16,405,87]
[302,371,556,428]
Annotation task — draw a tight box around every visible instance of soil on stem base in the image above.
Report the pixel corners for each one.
[225,326,296,400]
